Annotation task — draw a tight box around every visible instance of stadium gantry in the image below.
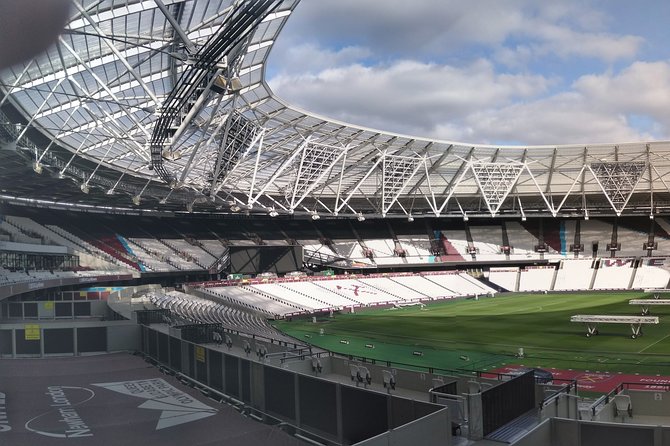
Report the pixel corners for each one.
[2,0,670,221]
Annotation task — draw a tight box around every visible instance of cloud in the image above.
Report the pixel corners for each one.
[277,0,644,64]
[574,61,670,121]
[267,43,371,76]
[266,2,666,145]
[269,57,552,138]
[458,94,650,145]
[435,62,670,145]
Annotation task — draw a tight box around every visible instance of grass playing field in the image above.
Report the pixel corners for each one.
[274,291,670,375]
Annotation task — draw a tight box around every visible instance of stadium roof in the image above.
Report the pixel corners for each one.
[2,0,670,219]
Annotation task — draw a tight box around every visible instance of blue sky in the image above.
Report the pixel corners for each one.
[267,0,670,145]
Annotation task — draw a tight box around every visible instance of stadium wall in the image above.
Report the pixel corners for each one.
[140,324,451,446]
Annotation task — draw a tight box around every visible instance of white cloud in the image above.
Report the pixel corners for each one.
[268,43,371,75]
[266,2,667,145]
[270,57,552,138]
[531,24,643,62]
[458,94,650,145]
[435,62,670,144]
[574,61,670,120]
[276,0,643,64]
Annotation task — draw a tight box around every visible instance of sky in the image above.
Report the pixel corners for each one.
[267,0,670,146]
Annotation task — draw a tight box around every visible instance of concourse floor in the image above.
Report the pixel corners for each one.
[0,352,303,446]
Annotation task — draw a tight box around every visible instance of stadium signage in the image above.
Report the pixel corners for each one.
[93,379,217,430]
[601,259,634,267]
[26,386,94,438]
[27,282,45,290]
[648,258,669,267]
[0,392,10,432]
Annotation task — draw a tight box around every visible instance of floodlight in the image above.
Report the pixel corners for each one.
[80,183,90,194]
[132,195,141,206]
[32,162,42,174]
[311,213,320,220]
[357,213,365,222]
[106,189,115,196]
[229,76,243,92]
[463,214,469,222]
[407,215,414,222]
[268,209,278,217]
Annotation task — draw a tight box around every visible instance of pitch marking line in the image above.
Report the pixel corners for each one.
[638,332,670,354]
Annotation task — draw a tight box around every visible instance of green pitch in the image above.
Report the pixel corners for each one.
[274,292,670,375]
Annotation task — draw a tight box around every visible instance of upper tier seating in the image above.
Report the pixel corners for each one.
[161,238,217,268]
[580,220,613,258]
[441,230,470,258]
[469,225,503,261]
[617,226,649,258]
[505,222,539,260]
[125,238,177,272]
[397,235,433,263]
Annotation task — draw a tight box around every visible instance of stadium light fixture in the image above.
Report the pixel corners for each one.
[230,205,241,212]
[584,209,589,221]
[311,212,320,220]
[357,213,365,222]
[131,195,141,206]
[80,183,90,194]
[650,214,655,220]
[106,188,115,196]
[407,214,414,222]
[268,208,278,217]
[463,213,469,222]
[32,162,43,174]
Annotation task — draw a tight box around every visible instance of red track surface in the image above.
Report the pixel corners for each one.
[492,364,670,393]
